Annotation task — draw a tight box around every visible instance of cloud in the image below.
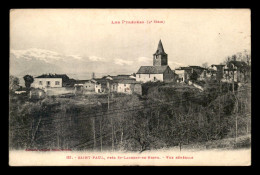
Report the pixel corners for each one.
[11,48,64,63]
[169,61,185,66]
[69,55,82,60]
[114,58,133,66]
[88,56,106,62]
[137,56,151,63]
[168,61,187,69]
[11,48,87,63]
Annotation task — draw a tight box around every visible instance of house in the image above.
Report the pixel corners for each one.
[93,75,137,93]
[206,68,217,79]
[186,66,207,81]
[117,79,142,95]
[211,64,225,81]
[94,82,102,93]
[175,67,192,82]
[136,40,175,83]
[74,80,96,92]
[175,66,209,82]
[105,75,136,92]
[32,74,70,89]
[93,78,108,93]
[224,60,249,83]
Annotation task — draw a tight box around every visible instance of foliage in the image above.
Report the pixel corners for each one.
[23,75,34,89]
[9,75,20,92]
[9,82,251,152]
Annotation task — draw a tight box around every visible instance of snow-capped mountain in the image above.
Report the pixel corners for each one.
[10,48,140,79]
[10,48,186,82]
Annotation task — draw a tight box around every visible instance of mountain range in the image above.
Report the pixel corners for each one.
[10,48,185,82]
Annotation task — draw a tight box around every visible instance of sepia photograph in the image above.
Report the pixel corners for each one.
[9,9,251,166]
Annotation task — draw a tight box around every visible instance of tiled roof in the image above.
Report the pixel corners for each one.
[105,75,132,80]
[207,68,217,73]
[211,64,225,67]
[118,79,140,84]
[227,61,248,69]
[136,66,170,74]
[35,74,69,79]
[75,80,95,84]
[175,67,192,70]
[93,78,106,83]
[189,66,207,70]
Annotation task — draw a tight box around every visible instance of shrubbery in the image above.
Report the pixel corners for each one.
[9,81,251,152]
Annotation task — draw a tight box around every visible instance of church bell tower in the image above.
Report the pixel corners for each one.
[153,40,168,66]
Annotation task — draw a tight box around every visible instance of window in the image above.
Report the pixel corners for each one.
[154,77,156,81]
[55,81,60,85]
[47,81,50,86]
[39,81,42,85]
[149,74,150,78]
[139,74,140,78]
[124,84,126,86]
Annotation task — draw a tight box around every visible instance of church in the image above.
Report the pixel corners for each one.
[136,40,175,83]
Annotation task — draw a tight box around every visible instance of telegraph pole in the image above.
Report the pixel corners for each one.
[108,81,110,110]
[231,63,235,94]
[108,94,109,110]
[111,117,114,151]
[92,118,96,150]
[100,117,102,152]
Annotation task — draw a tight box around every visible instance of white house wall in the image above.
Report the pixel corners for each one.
[175,70,187,82]
[118,83,132,94]
[32,78,62,89]
[95,84,102,93]
[136,74,163,83]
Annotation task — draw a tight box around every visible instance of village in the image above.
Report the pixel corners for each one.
[8,9,253,167]
[13,40,251,99]
[9,40,251,153]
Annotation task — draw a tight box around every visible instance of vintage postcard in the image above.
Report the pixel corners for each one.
[9,9,251,166]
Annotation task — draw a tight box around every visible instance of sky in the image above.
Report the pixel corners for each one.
[10,9,251,74]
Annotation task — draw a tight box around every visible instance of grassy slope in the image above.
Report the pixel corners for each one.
[174,134,251,151]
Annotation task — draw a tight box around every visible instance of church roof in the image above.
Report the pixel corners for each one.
[154,40,167,55]
[136,66,171,74]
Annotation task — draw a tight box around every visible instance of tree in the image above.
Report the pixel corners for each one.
[9,75,20,91]
[23,75,34,89]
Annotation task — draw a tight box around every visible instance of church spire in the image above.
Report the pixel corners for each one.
[153,40,168,66]
[154,39,166,55]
